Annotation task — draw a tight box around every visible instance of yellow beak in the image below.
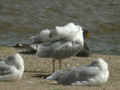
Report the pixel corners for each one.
[86,32,91,38]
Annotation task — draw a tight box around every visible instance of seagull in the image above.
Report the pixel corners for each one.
[30,22,89,72]
[14,23,90,57]
[46,58,109,85]
[0,53,24,81]
[31,24,90,57]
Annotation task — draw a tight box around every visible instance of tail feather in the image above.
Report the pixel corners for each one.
[46,71,61,80]
[46,72,57,80]
[46,75,54,80]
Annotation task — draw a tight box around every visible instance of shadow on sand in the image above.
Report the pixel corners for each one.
[25,70,51,79]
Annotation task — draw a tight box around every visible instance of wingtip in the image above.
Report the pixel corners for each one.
[14,53,21,57]
[46,75,53,80]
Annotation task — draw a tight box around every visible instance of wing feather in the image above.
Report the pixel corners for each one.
[0,64,12,75]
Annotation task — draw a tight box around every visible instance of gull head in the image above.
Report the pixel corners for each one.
[5,53,24,80]
[91,58,108,71]
[13,53,24,65]
[7,53,24,70]
[55,22,84,46]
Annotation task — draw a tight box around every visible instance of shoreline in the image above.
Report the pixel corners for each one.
[0,46,119,90]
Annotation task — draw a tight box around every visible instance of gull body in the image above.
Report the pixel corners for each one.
[46,58,109,85]
[0,53,24,81]
[31,23,85,72]
[28,23,90,57]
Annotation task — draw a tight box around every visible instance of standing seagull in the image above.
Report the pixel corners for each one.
[0,53,24,81]
[46,58,109,85]
[31,23,88,72]
[14,23,90,57]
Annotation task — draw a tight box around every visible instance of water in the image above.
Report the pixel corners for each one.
[0,0,120,55]
[87,32,120,55]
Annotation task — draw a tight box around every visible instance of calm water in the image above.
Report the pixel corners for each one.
[0,0,120,55]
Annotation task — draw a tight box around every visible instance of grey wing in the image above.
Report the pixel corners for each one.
[57,70,78,85]
[36,41,64,57]
[0,65,12,75]
[36,43,54,57]
[74,66,99,81]
[47,69,76,85]
[53,67,98,84]
[50,41,82,58]
[36,40,82,58]
[47,66,100,85]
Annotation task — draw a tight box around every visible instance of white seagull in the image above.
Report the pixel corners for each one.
[46,58,109,85]
[0,53,24,81]
[29,23,90,57]
[30,23,89,72]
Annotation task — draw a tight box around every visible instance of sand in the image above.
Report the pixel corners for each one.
[0,46,120,90]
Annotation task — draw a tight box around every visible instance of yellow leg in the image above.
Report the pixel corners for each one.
[52,59,55,73]
[59,60,62,70]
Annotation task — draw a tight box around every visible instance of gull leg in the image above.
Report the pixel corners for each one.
[52,59,55,73]
[59,59,62,70]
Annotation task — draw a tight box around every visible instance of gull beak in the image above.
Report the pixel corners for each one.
[86,32,91,38]
[83,29,91,38]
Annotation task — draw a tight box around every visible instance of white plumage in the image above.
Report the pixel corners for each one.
[55,23,84,46]
[30,29,51,43]
[0,53,24,81]
[56,23,82,39]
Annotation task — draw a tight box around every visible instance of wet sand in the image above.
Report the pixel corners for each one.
[0,46,120,90]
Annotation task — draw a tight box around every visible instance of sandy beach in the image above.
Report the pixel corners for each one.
[0,46,120,90]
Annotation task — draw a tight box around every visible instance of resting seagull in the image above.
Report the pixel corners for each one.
[46,58,109,85]
[14,23,90,57]
[31,23,88,72]
[0,53,24,81]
